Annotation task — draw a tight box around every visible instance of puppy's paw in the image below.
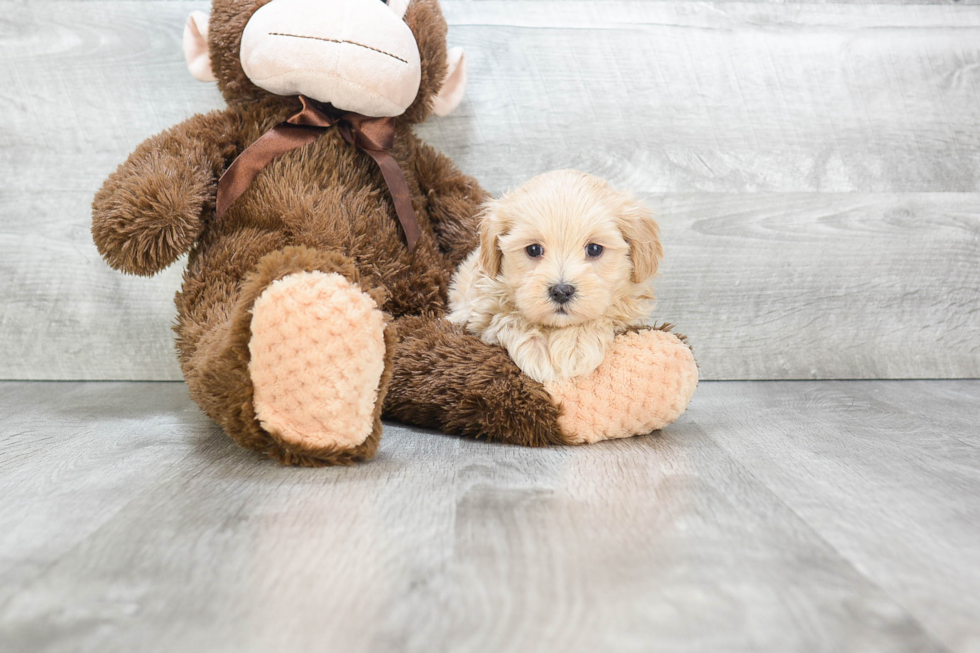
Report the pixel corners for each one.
[506,331,558,384]
[547,325,612,380]
[545,329,698,445]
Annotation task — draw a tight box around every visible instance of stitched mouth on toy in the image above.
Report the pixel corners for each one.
[268,32,409,65]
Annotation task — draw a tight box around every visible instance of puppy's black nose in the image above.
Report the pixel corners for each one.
[549,283,576,305]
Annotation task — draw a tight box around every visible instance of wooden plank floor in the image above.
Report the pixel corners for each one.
[1,381,977,652]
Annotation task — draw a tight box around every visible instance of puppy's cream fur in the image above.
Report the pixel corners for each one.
[448,170,663,384]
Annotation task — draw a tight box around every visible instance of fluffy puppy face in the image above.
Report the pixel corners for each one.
[480,170,662,328]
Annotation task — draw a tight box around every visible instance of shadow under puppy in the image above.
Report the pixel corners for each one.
[449,170,663,384]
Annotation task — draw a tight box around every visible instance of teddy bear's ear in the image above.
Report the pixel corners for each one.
[387,0,410,19]
[431,47,467,117]
[183,11,217,82]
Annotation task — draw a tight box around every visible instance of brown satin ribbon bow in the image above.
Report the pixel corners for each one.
[216,96,421,251]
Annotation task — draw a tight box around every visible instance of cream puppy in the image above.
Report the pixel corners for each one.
[448,170,663,384]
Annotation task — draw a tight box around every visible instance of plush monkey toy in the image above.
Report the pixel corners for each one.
[92,0,699,466]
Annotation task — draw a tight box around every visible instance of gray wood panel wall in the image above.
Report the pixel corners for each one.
[1,1,978,381]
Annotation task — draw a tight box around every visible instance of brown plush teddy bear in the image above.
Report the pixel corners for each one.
[91,0,698,466]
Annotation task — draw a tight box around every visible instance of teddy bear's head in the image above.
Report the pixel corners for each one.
[183,0,466,124]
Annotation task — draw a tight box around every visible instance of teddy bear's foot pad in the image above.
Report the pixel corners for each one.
[546,330,699,445]
[249,271,387,452]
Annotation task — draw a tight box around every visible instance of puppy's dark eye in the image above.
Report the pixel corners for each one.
[525,244,544,258]
[586,243,604,258]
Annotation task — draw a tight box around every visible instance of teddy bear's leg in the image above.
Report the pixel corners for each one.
[178,245,394,466]
[383,316,572,446]
[544,327,699,445]
[383,320,697,448]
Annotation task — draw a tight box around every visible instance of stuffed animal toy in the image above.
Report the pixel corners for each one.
[91,0,699,466]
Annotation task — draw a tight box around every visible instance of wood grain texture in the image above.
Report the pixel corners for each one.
[696,381,980,653]
[1,380,977,651]
[425,1,980,193]
[0,382,214,606]
[1,1,978,380]
[654,193,980,379]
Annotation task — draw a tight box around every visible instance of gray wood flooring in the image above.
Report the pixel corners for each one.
[1,380,978,653]
[2,1,978,381]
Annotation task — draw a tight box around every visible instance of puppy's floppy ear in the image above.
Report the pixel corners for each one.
[617,198,663,283]
[478,203,506,278]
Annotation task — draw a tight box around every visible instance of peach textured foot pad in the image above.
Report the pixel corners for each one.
[249,271,387,451]
[545,330,699,445]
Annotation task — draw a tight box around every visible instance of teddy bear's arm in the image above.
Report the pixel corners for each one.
[91,109,243,276]
[410,139,489,266]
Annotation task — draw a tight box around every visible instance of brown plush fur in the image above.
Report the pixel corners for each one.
[92,0,572,465]
[384,317,566,447]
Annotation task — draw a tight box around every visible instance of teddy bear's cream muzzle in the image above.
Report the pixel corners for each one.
[239,0,422,117]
